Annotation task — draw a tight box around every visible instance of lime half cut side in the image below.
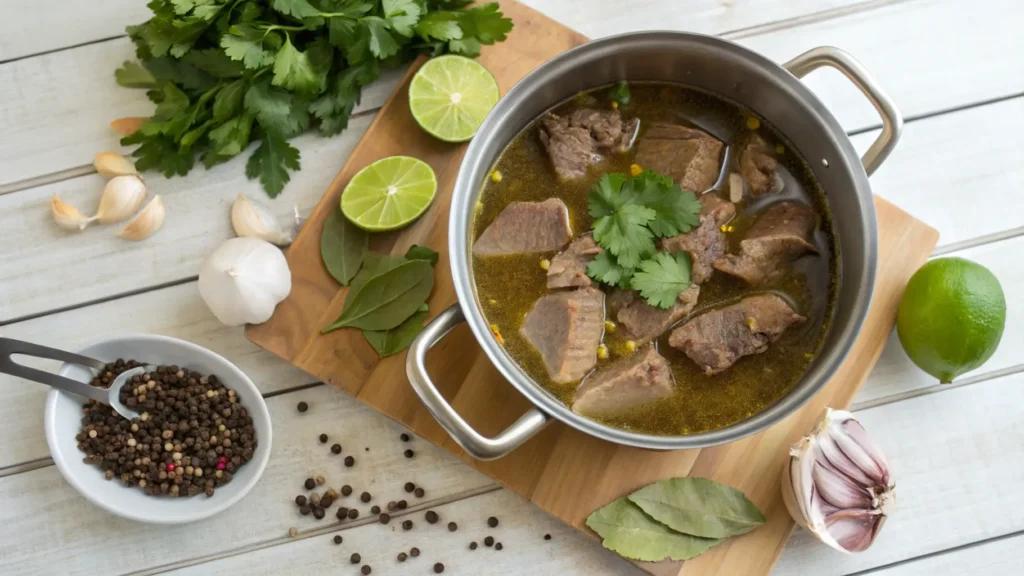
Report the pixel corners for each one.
[341,156,437,232]
[409,55,500,142]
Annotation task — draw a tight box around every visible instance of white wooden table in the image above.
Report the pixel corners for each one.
[2,0,1022,574]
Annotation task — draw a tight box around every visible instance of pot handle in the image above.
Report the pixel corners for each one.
[783,46,902,176]
[406,304,551,460]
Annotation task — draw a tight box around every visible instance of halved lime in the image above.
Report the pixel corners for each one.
[409,55,500,142]
[341,156,437,231]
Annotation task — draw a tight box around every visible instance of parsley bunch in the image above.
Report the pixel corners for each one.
[585,170,702,308]
[114,0,514,197]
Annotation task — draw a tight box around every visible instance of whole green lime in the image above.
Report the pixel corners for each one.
[897,257,1006,383]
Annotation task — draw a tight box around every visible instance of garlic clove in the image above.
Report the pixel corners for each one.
[118,195,165,240]
[96,175,147,224]
[51,193,93,231]
[230,194,294,245]
[94,152,138,179]
[109,117,147,136]
[824,509,883,553]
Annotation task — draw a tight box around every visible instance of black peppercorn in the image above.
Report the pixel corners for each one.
[304,478,315,490]
[370,505,380,515]
[425,510,439,524]
[348,508,359,519]
[313,507,325,520]
[414,487,425,498]
[350,553,361,564]
[433,562,444,573]
[295,495,307,506]
[361,565,371,575]
[360,491,371,503]
[331,444,342,454]
[448,522,458,532]
[341,485,352,496]
[297,402,308,412]
[469,541,478,550]
[345,456,355,467]
[300,505,311,516]
[400,433,410,442]
[495,542,503,551]
[397,500,408,509]
[321,495,334,508]
[484,536,494,547]
[379,513,390,524]
[333,535,343,545]
[337,507,348,519]
[404,449,414,458]
[404,482,415,493]
[319,433,328,443]
[487,516,499,528]
[397,552,407,562]
[387,501,397,511]
[402,520,413,531]
[410,547,420,557]
[543,534,551,540]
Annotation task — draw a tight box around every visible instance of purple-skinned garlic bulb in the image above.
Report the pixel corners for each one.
[781,408,895,553]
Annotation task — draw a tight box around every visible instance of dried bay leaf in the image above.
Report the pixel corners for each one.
[585,498,723,562]
[321,206,368,285]
[405,244,439,265]
[627,477,766,539]
[363,308,430,357]
[322,259,434,332]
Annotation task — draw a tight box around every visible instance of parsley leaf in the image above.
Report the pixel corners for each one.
[246,130,300,198]
[182,48,244,78]
[608,81,630,106]
[245,81,304,136]
[592,204,657,269]
[272,36,321,94]
[221,30,276,69]
[208,113,253,157]
[631,170,701,237]
[457,3,513,44]
[364,16,400,59]
[416,12,463,41]
[384,0,424,37]
[630,252,692,309]
[272,0,322,19]
[115,61,159,88]
[213,78,247,122]
[587,251,633,288]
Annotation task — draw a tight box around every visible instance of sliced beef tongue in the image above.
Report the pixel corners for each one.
[699,193,736,226]
[614,285,700,346]
[635,123,724,193]
[713,201,817,286]
[473,198,572,256]
[547,234,602,289]
[572,344,674,418]
[668,293,806,375]
[521,287,606,384]
[739,134,779,196]
[659,214,728,285]
[539,109,639,180]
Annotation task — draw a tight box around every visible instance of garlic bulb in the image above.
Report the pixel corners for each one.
[782,409,894,553]
[94,152,138,178]
[198,237,291,326]
[95,175,147,223]
[51,193,92,231]
[118,195,165,240]
[231,194,294,245]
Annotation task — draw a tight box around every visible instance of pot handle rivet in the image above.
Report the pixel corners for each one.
[406,305,551,460]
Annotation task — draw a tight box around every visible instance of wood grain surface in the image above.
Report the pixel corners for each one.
[246,2,939,574]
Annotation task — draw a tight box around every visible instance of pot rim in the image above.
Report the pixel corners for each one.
[448,30,880,451]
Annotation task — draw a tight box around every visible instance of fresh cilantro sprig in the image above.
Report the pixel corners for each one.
[115,0,514,198]
[585,170,701,308]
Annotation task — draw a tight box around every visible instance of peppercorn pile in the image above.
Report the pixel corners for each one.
[76,360,257,498]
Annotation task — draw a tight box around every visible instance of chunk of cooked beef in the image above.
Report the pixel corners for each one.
[473,199,572,256]
[572,344,674,418]
[713,201,817,285]
[699,192,736,226]
[521,287,605,383]
[539,110,639,179]
[739,134,779,196]
[547,235,602,289]
[635,123,724,192]
[614,285,700,345]
[659,215,727,285]
[668,294,806,375]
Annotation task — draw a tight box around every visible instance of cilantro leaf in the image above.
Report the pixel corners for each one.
[208,113,253,157]
[245,81,304,136]
[588,173,628,218]
[592,203,657,269]
[245,130,300,198]
[384,0,424,37]
[608,81,630,106]
[457,3,513,44]
[630,170,701,237]
[310,60,379,136]
[272,36,321,94]
[416,12,463,41]
[630,252,692,309]
[363,16,400,59]
[182,48,244,78]
[221,33,276,69]
[447,37,480,57]
[272,0,322,19]
[587,251,633,288]
[115,61,158,88]
[213,78,247,121]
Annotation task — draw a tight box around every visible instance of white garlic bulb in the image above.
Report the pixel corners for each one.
[118,195,165,240]
[95,175,147,224]
[230,194,294,245]
[782,408,894,553]
[198,237,291,326]
[93,151,138,179]
[51,193,93,231]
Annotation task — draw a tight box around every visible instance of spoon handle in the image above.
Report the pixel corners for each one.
[0,338,110,403]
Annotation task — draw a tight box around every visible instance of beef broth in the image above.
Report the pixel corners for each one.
[471,83,837,435]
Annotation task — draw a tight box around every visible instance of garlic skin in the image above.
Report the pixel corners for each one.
[94,152,138,179]
[51,194,92,231]
[198,237,291,326]
[96,175,147,224]
[231,194,294,245]
[118,195,165,240]
[782,408,894,554]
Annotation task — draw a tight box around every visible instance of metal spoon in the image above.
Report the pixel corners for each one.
[0,337,151,419]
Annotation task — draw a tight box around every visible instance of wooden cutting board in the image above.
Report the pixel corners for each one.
[247,2,939,573]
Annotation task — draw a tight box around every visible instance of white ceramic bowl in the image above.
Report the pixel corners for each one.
[44,334,272,524]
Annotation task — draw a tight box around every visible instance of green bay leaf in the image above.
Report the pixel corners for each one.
[323,259,434,332]
[627,477,766,539]
[404,244,439,265]
[321,206,368,285]
[362,308,429,357]
[586,498,723,562]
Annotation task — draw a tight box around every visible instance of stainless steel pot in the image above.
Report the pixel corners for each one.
[407,32,901,460]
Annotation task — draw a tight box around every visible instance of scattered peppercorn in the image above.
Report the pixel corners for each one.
[313,507,325,520]
[336,507,348,520]
[379,513,390,524]
[319,433,328,443]
[400,433,410,442]
[487,516,499,528]
[495,542,503,551]
[371,505,380,515]
[288,527,298,537]
[448,522,458,532]
[433,562,445,573]
[387,501,397,511]
[315,475,326,486]
[397,552,408,562]
[425,510,439,524]
[364,447,369,452]
[321,495,334,508]
[331,444,342,454]
[361,565,371,575]
[304,478,315,490]
[327,488,338,499]
[469,542,478,550]
[348,508,359,519]
[484,536,494,547]
[333,535,343,545]
[360,491,371,503]
[341,485,352,496]
[402,520,413,531]
[404,482,415,493]
[350,553,361,564]
[414,487,425,498]
[295,495,307,506]
[310,492,321,506]
[300,506,311,516]
[397,500,408,509]
[345,456,355,467]
[543,534,551,540]
[297,402,308,412]
[404,449,414,458]
[410,547,420,557]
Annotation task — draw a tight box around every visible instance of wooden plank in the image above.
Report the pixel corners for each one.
[0,385,494,576]
[0,282,314,470]
[865,535,1024,576]
[0,1,148,61]
[773,372,1024,576]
